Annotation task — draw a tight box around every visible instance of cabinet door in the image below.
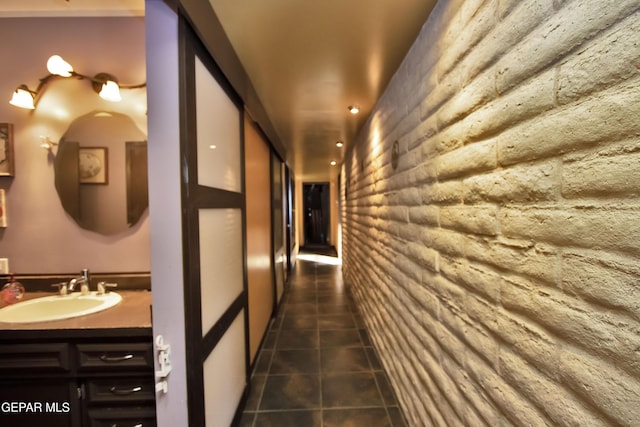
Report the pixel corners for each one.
[0,379,79,427]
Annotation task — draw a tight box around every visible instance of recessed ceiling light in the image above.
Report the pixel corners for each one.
[330,161,337,166]
[348,105,360,114]
[336,141,344,148]
[209,145,217,149]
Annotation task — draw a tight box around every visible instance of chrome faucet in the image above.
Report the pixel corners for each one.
[68,269,90,293]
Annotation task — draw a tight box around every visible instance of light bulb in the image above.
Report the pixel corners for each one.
[9,86,35,109]
[99,80,122,102]
[47,55,74,77]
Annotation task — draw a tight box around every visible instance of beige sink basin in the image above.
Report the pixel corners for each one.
[0,291,122,324]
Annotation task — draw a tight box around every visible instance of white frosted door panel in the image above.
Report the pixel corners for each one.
[199,208,243,335]
[203,311,246,427]
[194,56,241,192]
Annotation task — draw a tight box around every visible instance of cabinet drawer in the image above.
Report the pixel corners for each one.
[0,343,70,373]
[76,343,153,372]
[88,406,156,427]
[86,377,155,405]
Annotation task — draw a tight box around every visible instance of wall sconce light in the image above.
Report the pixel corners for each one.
[39,136,59,161]
[39,136,58,152]
[391,140,400,170]
[9,55,145,110]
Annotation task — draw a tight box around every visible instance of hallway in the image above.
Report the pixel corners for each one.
[240,253,407,427]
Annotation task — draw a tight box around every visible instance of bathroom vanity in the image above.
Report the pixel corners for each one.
[0,291,154,427]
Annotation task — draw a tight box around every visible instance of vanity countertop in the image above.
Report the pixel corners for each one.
[0,290,152,338]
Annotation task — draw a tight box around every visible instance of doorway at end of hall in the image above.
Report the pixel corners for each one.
[303,182,330,247]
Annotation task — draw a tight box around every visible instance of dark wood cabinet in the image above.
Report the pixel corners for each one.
[77,341,155,426]
[0,379,78,427]
[0,330,155,427]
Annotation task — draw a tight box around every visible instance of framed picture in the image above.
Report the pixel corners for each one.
[0,189,6,227]
[0,123,15,177]
[79,147,108,184]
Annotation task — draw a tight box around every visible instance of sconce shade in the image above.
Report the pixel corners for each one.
[39,136,59,151]
[98,80,122,102]
[47,55,74,77]
[9,85,35,109]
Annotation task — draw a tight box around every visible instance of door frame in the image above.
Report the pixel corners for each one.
[147,2,253,426]
[302,182,331,247]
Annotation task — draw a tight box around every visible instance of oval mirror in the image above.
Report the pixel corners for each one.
[54,111,148,235]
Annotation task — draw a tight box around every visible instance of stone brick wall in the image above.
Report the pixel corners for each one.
[341,1,640,425]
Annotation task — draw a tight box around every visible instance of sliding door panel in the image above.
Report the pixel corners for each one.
[179,17,248,427]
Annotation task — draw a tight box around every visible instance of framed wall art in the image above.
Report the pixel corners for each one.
[78,147,108,184]
[0,123,15,177]
[0,189,6,227]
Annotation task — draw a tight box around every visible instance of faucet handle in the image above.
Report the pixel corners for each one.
[51,282,68,295]
[97,282,118,295]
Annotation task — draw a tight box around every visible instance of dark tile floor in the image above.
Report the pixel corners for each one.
[240,254,407,427]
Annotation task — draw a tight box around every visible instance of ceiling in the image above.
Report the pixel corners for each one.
[208,0,436,181]
[2,0,436,181]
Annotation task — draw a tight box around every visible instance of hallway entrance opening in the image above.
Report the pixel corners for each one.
[303,183,330,247]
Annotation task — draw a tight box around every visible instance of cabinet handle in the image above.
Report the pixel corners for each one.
[109,385,142,395]
[110,424,142,427]
[99,353,134,363]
